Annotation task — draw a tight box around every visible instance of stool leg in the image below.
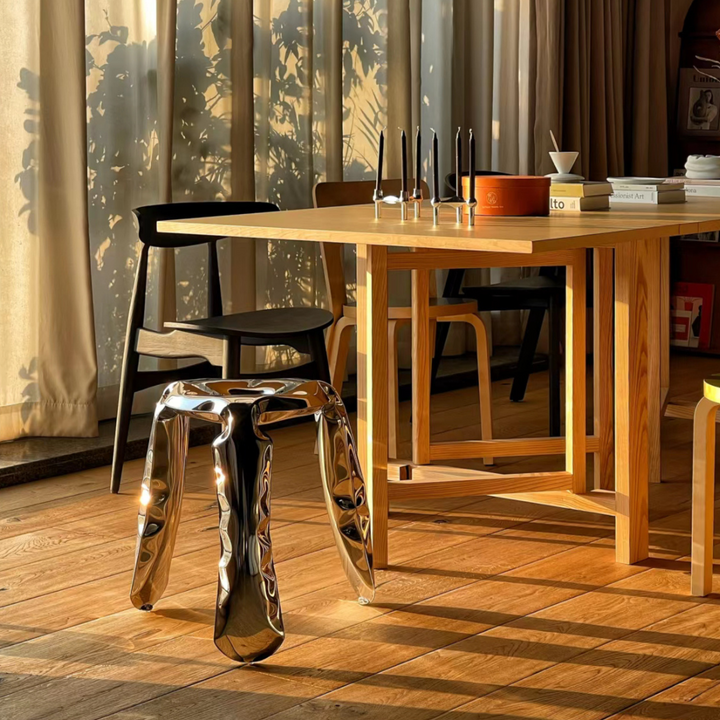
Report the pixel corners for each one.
[213,405,284,663]
[130,407,190,610]
[316,387,375,603]
[452,314,494,465]
[692,396,720,596]
[328,316,355,394]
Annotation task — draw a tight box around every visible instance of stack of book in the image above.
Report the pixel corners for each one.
[549,181,612,212]
[609,178,686,204]
[666,177,720,197]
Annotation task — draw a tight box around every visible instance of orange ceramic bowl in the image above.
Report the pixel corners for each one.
[461,175,551,216]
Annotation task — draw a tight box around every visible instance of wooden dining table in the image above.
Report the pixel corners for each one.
[159,198,720,570]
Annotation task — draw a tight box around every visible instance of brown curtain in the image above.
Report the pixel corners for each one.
[154,0,178,367]
[229,0,258,372]
[387,1,413,177]
[534,0,670,179]
[0,0,98,441]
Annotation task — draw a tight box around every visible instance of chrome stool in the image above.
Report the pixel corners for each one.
[130,379,375,662]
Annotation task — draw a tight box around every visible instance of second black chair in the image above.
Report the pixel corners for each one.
[437,171,564,436]
[110,201,333,493]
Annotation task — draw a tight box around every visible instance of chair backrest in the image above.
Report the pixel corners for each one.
[133,201,279,249]
[130,201,279,327]
[313,179,430,320]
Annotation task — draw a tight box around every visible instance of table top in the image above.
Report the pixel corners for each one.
[157,197,720,254]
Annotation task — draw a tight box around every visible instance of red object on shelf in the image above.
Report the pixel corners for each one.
[671,281,715,349]
[462,175,551,217]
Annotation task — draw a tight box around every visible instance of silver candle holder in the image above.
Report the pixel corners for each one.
[431,195,477,227]
[373,188,423,220]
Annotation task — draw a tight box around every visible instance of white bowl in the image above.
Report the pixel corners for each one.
[549,151,579,175]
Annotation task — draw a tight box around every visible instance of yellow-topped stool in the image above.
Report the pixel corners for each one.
[692,377,720,595]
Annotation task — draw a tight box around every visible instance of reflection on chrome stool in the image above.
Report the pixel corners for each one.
[129,378,375,663]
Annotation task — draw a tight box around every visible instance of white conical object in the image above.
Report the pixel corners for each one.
[550,151,579,175]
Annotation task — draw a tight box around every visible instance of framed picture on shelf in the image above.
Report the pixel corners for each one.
[678,68,720,138]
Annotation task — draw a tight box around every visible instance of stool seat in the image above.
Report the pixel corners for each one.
[704,377,720,404]
[166,307,334,338]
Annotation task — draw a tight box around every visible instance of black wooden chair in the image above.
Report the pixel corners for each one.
[110,201,333,493]
[436,171,565,436]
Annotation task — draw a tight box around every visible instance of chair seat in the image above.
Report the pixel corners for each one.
[342,297,478,321]
[463,275,564,296]
[166,307,334,339]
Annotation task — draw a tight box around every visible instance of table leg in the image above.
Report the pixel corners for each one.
[412,268,431,466]
[660,237,670,405]
[356,244,389,568]
[614,239,651,564]
[648,240,662,483]
[566,250,587,493]
[593,247,614,490]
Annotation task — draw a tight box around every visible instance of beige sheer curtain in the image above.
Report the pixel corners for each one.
[0,0,98,441]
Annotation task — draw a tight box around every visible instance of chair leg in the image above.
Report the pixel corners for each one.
[328,316,355,395]
[110,348,140,493]
[388,320,402,459]
[548,295,562,437]
[431,321,451,390]
[451,314,494,466]
[432,269,466,388]
[692,396,720,596]
[510,306,546,403]
[308,329,332,383]
[222,338,242,378]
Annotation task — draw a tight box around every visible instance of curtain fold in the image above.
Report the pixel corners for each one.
[154,0,178,357]
[534,0,670,180]
[228,0,257,348]
[0,0,98,441]
[387,0,413,177]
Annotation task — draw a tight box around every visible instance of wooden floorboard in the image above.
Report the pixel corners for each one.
[2,358,720,719]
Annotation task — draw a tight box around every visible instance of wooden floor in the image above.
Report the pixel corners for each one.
[3,357,720,719]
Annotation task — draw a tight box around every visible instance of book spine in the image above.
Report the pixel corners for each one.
[685,185,720,197]
[549,189,586,198]
[612,184,677,192]
[549,197,582,211]
[610,191,660,202]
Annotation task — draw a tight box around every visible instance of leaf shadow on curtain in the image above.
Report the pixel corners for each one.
[15,0,391,399]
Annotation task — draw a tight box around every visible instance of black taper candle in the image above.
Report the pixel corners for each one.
[468,129,475,202]
[431,129,439,202]
[415,126,421,194]
[456,126,463,199]
[400,129,408,193]
[375,128,384,195]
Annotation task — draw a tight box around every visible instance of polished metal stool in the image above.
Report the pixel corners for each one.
[130,378,375,662]
[692,376,720,596]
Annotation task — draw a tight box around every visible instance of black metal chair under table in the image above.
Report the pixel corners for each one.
[110,201,333,493]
